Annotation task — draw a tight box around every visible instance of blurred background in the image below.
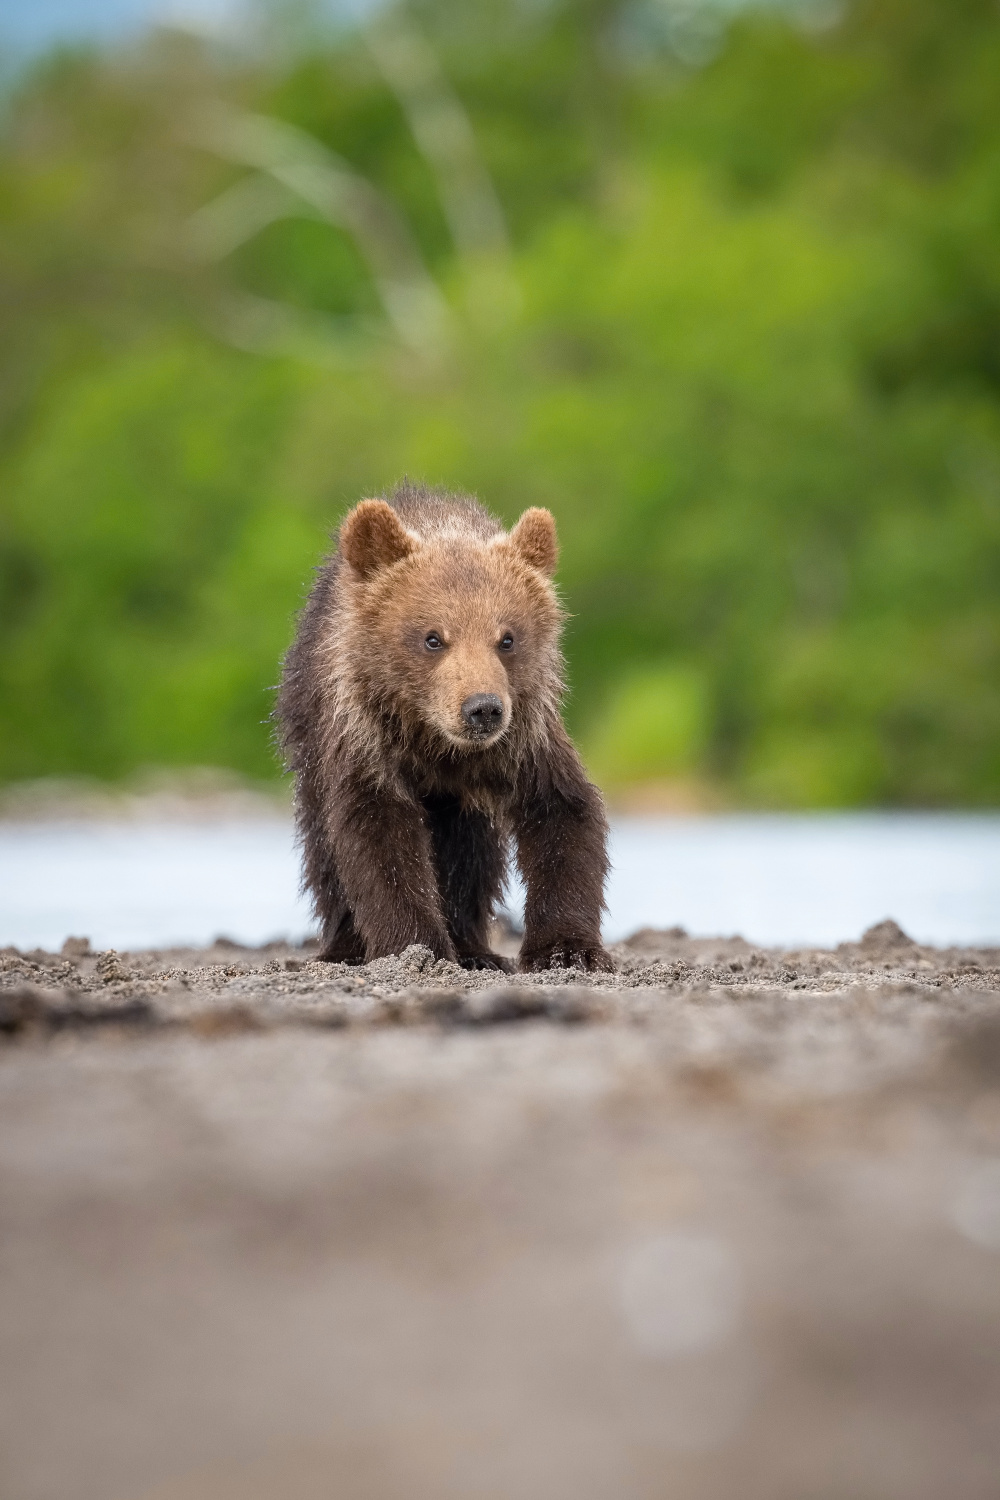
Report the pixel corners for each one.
[1,0,999,946]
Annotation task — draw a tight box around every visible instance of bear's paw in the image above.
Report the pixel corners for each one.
[517,941,615,974]
[458,952,516,974]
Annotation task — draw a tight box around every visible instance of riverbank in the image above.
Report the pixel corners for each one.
[2,924,1000,1499]
[2,918,999,1036]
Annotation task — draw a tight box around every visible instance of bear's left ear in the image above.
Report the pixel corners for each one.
[509,507,558,576]
[339,499,417,578]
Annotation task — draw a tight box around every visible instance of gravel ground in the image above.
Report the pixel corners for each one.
[3,920,1000,1500]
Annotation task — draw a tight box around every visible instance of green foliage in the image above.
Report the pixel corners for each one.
[1,338,313,777]
[583,664,710,785]
[0,0,998,804]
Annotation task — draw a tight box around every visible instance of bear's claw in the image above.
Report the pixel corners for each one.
[459,953,516,973]
[517,942,615,974]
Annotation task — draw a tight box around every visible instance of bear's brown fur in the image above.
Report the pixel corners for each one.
[276,481,612,972]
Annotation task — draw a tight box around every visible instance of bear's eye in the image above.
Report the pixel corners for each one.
[499,632,515,652]
[424,632,444,651]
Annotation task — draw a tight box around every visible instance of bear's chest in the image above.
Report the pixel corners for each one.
[408,752,513,818]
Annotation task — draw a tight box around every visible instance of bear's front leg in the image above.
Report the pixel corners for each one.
[425,796,514,973]
[513,734,614,974]
[328,777,456,963]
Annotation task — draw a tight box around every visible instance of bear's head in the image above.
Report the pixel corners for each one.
[338,499,562,751]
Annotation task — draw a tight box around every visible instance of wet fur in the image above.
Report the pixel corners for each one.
[277,482,612,972]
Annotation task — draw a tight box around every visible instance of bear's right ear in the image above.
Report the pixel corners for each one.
[339,499,417,578]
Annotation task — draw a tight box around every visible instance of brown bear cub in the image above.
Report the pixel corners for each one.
[277,481,612,973]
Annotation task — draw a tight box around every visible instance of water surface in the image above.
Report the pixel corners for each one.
[2,813,997,952]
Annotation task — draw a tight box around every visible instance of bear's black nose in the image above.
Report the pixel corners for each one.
[461,693,504,736]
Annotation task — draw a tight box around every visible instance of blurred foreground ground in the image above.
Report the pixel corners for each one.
[3,922,1000,1500]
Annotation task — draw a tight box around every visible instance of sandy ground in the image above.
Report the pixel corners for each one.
[3,920,1000,1500]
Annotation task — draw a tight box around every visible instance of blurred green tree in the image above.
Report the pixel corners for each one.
[0,0,997,805]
